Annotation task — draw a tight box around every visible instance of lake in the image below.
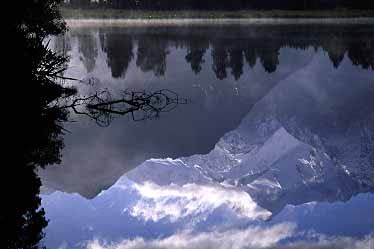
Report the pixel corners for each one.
[40,21,374,249]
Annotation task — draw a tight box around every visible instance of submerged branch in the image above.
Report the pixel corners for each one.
[60,89,189,126]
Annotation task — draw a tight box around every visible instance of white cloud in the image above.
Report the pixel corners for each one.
[129,182,271,222]
[86,223,295,249]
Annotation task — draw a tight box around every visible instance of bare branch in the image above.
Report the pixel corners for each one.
[58,89,189,127]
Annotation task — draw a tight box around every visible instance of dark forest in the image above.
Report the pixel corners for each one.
[64,0,374,10]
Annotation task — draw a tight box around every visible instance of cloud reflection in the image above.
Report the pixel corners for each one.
[86,223,295,249]
[130,182,271,222]
[86,228,374,249]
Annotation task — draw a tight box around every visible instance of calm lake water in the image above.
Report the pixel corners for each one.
[40,22,374,249]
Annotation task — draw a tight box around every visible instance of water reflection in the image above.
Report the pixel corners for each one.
[137,36,169,77]
[42,181,374,249]
[41,23,374,249]
[65,89,189,126]
[102,32,134,78]
[78,33,99,73]
[61,25,374,81]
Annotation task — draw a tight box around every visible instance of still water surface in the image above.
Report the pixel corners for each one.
[41,22,374,249]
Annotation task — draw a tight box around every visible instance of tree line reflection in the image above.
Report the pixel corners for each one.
[58,25,374,80]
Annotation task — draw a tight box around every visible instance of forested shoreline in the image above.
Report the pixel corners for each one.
[61,8,374,19]
[63,0,373,10]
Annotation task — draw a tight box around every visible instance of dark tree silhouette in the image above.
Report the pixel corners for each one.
[101,32,134,78]
[136,36,169,76]
[244,45,258,69]
[185,39,209,74]
[77,32,99,73]
[3,1,75,248]
[211,44,229,80]
[68,25,374,81]
[228,46,244,80]
[347,41,374,70]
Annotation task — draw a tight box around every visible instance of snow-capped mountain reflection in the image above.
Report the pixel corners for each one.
[127,52,374,215]
[41,178,374,249]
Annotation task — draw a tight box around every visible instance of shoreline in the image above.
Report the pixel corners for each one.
[65,17,374,27]
[61,8,374,20]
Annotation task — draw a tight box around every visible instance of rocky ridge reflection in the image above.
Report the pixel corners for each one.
[128,53,374,214]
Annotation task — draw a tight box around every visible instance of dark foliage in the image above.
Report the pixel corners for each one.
[3,1,73,248]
